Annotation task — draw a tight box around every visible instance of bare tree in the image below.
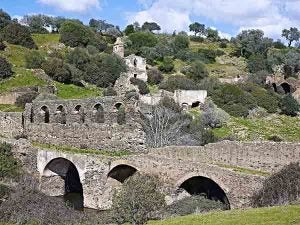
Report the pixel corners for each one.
[140,105,190,148]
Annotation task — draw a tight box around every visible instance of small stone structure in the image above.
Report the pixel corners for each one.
[113,37,124,58]
[174,90,208,108]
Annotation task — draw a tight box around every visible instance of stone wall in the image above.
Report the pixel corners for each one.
[174,90,207,107]
[23,97,146,152]
[0,112,23,138]
[151,141,300,173]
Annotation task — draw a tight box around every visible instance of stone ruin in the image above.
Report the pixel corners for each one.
[112,38,208,109]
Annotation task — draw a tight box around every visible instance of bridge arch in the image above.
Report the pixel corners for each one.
[42,157,84,209]
[176,173,230,209]
[107,164,138,183]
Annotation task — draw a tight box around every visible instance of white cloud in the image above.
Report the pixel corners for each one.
[38,0,100,12]
[130,0,300,39]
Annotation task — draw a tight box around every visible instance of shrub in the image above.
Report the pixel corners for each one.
[103,87,117,96]
[0,143,19,179]
[211,84,256,117]
[219,41,228,48]
[247,54,269,73]
[1,23,37,49]
[86,45,99,55]
[42,58,72,83]
[197,48,225,63]
[25,50,45,69]
[66,47,90,71]
[59,21,95,47]
[0,184,10,204]
[0,42,6,51]
[128,32,158,50]
[174,35,190,50]
[112,173,165,225]
[15,92,39,108]
[159,75,199,92]
[268,135,283,142]
[280,94,300,116]
[189,36,204,43]
[159,56,175,73]
[247,107,269,119]
[198,77,221,95]
[0,57,13,80]
[201,99,230,128]
[164,195,225,217]
[183,61,209,81]
[252,163,300,207]
[147,68,163,85]
[159,96,181,113]
[130,77,150,95]
[0,9,11,30]
[248,70,269,85]
[125,90,139,100]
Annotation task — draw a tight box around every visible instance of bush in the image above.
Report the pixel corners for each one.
[174,35,190,50]
[0,42,6,51]
[182,61,209,81]
[59,21,95,47]
[211,84,256,117]
[164,195,225,217]
[0,57,13,80]
[247,107,269,119]
[247,54,269,73]
[280,94,300,116]
[197,48,225,63]
[42,58,72,83]
[147,68,163,85]
[103,87,117,96]
[128,32,158,50]
[112,173,165,225]
[248,70,269,85]
[159,56,175,73]
[125,90,139,100]
[130,77,150,95]
[201,99,230,128]
[25,50,45,69]
[0,143,19,179]
[252,163,300,207]
[219,41,228,48]
[66,47,90,71]
[15,92,39,108]
[159,75,200,92]
[0,9,11,30]
[1,23,37,49]
[190,36,204,42]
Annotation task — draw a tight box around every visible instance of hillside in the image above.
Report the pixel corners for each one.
[150,205,300,225]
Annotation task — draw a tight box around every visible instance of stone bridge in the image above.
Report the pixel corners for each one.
[13,141,297,210]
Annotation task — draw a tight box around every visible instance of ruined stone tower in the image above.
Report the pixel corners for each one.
[113,37,125,58]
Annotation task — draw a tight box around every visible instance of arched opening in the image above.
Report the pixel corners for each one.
[281,83,291,94]
[41,106,50,123]
[93,104,104,123]
[108,164,137,183]
[43,158,83,210]
[115,103,126,125]
[179,176,230,209]
[182,103,189,111]
[74,105,85,124]
[56,105,67,124]
[30,107,34,123]
[272,83,278,92]
[191,101,201,108]
[134,58,137,67]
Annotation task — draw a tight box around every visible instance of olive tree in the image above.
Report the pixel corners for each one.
[112,173,165,225]
[282,27,300,47]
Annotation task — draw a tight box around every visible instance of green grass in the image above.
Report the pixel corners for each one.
[0,67,47,94]
[0,104,23,112]
[0,44,30,67]
[55,82,103,99]
[32,33,60,47]
[214,163,270,177]
[149,205,300,225]
[32,142,132,157]
[213,115,300,142]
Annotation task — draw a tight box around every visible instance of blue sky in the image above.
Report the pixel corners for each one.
[1,0,300,40]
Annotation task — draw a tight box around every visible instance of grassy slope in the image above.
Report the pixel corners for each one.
[0,34,102,100]
[213,115,300,142]
[149,205,300,225]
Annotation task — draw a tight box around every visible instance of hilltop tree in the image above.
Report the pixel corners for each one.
[206,28,220,42]
[142,22,161,33]
[88,18,114,33]
[124,24,135,35]
[189,22,206,36]
[21,14,49,33]
[282,27,300,47]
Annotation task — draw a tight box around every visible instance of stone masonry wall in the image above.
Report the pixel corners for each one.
[151,141,300,173]
[23,97,146,152]
[0,112,23,138]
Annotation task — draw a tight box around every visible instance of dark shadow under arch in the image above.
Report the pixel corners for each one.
[44,158,83,209]
[191,101,201,108]
[93,103,105,123]
[272,83,278,92]
[108,164,137,183]
[281,83,291,94]
[179,176,230,209]
[41,106,50,123]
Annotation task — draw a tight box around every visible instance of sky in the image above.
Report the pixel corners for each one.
[1,0,300,40]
